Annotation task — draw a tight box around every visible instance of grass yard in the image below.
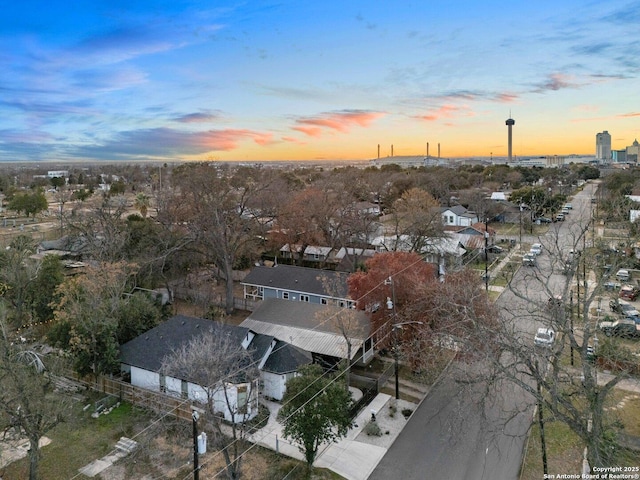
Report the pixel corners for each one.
[520,387,640,480]
[520,421,583,480]
[2,400,146,479]
[2,394,346,480]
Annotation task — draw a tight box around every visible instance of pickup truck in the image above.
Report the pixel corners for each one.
[598,318,639,338]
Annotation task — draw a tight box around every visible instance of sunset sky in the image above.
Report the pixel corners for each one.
[2,1,639,163]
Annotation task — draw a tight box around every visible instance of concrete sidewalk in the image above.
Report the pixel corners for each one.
[250,393,418,480]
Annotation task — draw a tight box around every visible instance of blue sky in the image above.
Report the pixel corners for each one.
[1,1,639,162]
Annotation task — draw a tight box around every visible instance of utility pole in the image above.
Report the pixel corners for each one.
[484,216,489,292]
[570,290,574,366]
[192,411,200,480]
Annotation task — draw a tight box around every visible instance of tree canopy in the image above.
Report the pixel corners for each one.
[279,364,352,468]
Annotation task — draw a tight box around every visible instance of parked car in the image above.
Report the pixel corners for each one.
[616,269,631,282]
[561,207,570,215]
[609,299,640,318]
[523,253,536,266]
[619,285,640,301]
[534,327,556,347]
[555,213,565,222]
[564,204,573,210]
[598,318,639,338]
[486,245,504,253]
[530,243,543,256]
[535,217,552,224]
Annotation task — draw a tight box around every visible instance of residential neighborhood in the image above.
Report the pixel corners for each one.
[1,160,640,480]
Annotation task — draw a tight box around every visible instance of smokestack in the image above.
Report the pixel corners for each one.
[438,143,441,158]
[391,144,394,157]
[427,142,429,157]
[377,144,380,159]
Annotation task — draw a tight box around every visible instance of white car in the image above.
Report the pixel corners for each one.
[534,327,555,347]
[616,269,630,282]
[530,243,543,256]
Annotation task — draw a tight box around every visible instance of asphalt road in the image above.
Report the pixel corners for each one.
[368,182,599,480]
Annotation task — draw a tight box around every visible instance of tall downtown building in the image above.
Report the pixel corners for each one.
[596,131,611,162]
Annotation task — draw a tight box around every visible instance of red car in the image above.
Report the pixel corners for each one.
[619,285,640,301]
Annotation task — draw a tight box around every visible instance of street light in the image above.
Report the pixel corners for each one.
[385,287,423,400]
[390,321,424,400]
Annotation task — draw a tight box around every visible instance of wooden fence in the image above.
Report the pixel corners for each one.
[69,373,197,422]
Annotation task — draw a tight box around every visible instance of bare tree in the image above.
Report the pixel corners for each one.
[161,325,260,480]
[452,206,639,471]
[0,305,70,480]
[170,163,274,314]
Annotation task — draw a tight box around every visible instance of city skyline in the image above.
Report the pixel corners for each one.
[1,1,639,163]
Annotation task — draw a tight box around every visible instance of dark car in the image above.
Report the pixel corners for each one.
[609,299,640,318]
[536,217,552,224]
[599,318,639,338]
[487,245,504,253]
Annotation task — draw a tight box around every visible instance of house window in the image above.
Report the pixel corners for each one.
[300,295,309,302]
[449,215,454,224]
[321,298,328,305]
[282,292,289,300]
[338,300,346,308]
[159,374,166,393]
[237,385,248,414]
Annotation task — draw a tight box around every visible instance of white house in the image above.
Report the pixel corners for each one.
[440,205,479,227]
[119,316,312,421]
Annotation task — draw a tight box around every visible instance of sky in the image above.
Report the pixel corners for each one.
[1,1,639,163]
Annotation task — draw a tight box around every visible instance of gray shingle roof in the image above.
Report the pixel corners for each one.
[262,341,312,374]
[241,265,351,299]
[119,315,248,372]
[119,315,312,378]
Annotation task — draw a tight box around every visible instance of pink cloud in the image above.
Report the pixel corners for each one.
[292,125,323,137]
[194,129,274,150]
[415,104,474,122]
[618,112,640,118]
[535,73,577,92]
[293,110,385,137]
[494,93,519,103]
[282,136,308,145]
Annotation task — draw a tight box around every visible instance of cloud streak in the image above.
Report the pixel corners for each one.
[291,110,385,137]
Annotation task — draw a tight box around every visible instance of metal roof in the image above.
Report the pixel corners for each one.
[240,298,370,360]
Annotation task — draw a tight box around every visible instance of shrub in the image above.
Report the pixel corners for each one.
[364,420,382,437]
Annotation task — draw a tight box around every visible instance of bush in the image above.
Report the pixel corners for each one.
[363,420,382,437]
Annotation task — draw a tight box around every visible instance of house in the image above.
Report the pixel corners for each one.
[490,192,507,201]
[241,264,355,308]
[332,247,377,272]
[421,232,467,269]
[119,316,312,420]
[279,244,336,265]
[452,223,497,251]
[240,298,374,368]
[440,205,479,227]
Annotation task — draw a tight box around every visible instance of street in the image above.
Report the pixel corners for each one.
[368,182,599,479]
